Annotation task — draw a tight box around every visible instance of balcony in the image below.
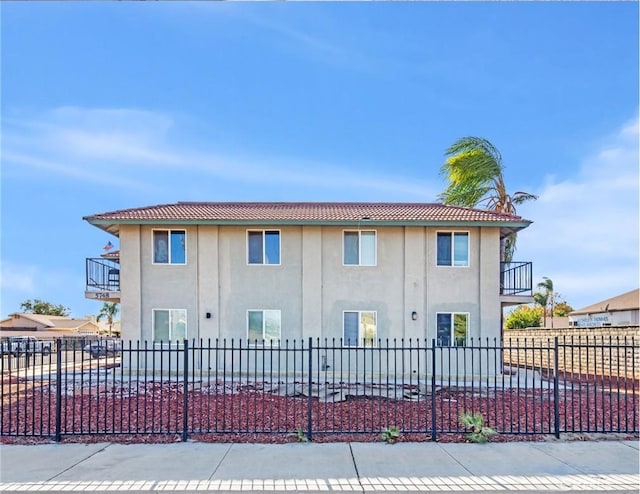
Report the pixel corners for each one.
[500,261,533,305]
[85,258,120,302]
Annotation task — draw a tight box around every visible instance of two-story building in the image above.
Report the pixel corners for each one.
[84,202,533,351]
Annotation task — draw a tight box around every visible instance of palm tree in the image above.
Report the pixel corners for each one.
[439,136,537,261]
[533,292,549,328]
[97,302,119,338]
[536,277,554,328]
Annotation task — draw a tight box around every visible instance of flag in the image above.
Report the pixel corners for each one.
[103,241,114,251]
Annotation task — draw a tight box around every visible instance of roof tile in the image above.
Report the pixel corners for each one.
[85,202,530,224]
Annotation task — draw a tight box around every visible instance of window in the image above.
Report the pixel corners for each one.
[343,311,377,347]
[153,230,186,264]
[343,231,376,266]
[247,310,281,344]
[248,231,280,265]
[153,309,187,342]
[436,313,468,347]
[437,232,468,267]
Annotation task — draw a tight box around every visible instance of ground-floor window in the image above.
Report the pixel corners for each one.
[247,310,281,345]
[153,309,187,342]
[436,312,468,347]
[343,310,377,347]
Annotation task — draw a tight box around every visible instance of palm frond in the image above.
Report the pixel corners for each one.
[445,136,503,166]
[511,191,538,205]
[439,137,504,208]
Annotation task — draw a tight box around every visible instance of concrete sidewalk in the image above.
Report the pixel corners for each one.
[1,440,638,493]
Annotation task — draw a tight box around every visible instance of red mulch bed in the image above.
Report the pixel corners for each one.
[1,379,637,445]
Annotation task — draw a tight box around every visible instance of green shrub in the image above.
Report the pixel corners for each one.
[289,426,309,442]
[459,412,497,443]
[380,426,402,444]
[504,305,542,329]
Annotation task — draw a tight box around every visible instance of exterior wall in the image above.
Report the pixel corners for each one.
[120,225,142,341]
[119,224,503,370]
[320,226,405,342]
[569,309,639,327]
[218,225,304,341]
[504,326,640,380]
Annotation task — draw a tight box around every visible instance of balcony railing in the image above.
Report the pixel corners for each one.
[86,258,120,292]
[500,261,532,295]
[85,258,528,297]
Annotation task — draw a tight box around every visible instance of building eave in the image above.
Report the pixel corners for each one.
[85,218,533,235]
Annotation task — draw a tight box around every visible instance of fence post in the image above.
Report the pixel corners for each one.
[307,337,313,441]
[54,339,62,442]
[431,339,437,442]
[553,336,560,439]
[182,339,189,442]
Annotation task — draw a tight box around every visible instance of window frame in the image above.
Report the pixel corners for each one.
[435,312,469,347]
[342,230,377,266]
[436,231,469,267]
[246,309,282,346]
[342,310,378,347]
[152,229,187,265]
[152,308,187,343]
[247,230,281,266]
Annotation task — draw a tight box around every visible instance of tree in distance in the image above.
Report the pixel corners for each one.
[20,299,70,317]
[97,302,119,338]
[504,305,543,329]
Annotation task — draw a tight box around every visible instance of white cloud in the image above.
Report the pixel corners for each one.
[0,262,37,294]
[0,262,84,316]
[516,116,639,309]
[2,106,438,201]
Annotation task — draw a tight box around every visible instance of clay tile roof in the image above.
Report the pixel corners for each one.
[84,202,532,236]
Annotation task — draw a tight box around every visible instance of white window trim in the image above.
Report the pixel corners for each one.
[246,230,282,266]
[246,309,282,346]
[435,311,470,347]
[151,229,187,265]
[342,310,378,347]
[152,308,187,343]
[435,231,470,268]
[342,230,377,267]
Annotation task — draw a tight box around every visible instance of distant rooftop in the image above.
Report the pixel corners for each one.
[84,202,532,236]
[570,288,640,315]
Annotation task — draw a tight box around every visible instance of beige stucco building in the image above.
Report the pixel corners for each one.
[0,313,99,336]
[84,202,533,353]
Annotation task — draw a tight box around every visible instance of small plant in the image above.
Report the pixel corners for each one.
[289,426,309,443]
[380,426,402,444]
[459,412,497,443]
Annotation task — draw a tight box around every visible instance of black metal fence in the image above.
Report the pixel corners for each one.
[1,337,637,442]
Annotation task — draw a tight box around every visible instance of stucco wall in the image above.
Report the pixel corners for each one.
[121,224,503,350]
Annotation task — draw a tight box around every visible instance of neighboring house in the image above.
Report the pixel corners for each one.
[537,316,570,329]
[568,289,640,327]
[84,202,533,354]
[0,313,100,335]
[96,319,121,336]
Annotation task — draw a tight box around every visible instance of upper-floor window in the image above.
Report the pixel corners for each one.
[248,230,280,265]
[247,309,281,345]
[343,310,377,347]
[343,231,376,266]
[436,312,468,347]
[437,232,468,267]
[153,308,187,342]
[153,230,186,264]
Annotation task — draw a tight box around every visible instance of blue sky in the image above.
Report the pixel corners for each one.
[1,2,638,318]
